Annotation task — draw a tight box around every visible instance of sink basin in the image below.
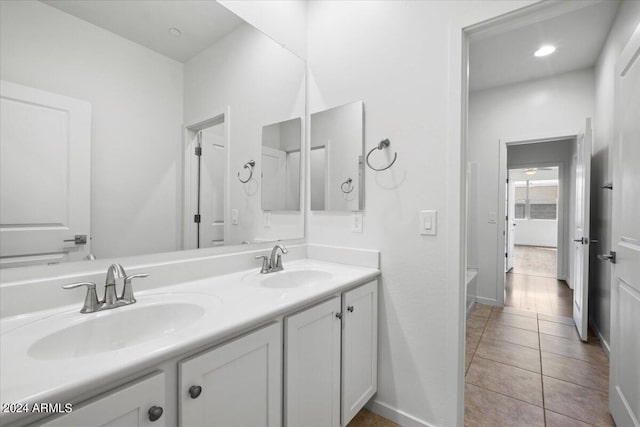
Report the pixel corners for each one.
[27,298,209,360]
[260,269,333,289]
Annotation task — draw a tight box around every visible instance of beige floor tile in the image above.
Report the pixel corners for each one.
[476,336,541,373]
[543,376,614,426]
[538,313,574,326]
[541,352,608,392]
[469,303,492,319]
[484,322,540,349]
[347,408,398,427]
[466,315,488,335]
[466,331,481,353]
[545,410,595,427]
[466,356,543,407]
[539,334,608,366]
[465,383,544,427]
[539,320,581,341]
[494,305,538,318]
[489,311,539,332]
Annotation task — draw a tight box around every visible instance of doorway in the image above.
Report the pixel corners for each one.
[462,1,617,425]
[183,111,230,250]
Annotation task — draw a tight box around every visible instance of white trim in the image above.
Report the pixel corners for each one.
[367,400,436,427]
[590,319,611,357]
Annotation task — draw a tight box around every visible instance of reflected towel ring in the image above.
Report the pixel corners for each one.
[341,177,354,194]
[366,139,397,171]
[238,160,255,183]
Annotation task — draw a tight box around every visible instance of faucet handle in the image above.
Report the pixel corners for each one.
[255,255,270,274]
[63,282,100,313]
[120,273,148,303]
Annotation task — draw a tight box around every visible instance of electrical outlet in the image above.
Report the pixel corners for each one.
[263,211,271,227]
[231,209,239,225]
[488,212,497,224]
[352,212,363,233]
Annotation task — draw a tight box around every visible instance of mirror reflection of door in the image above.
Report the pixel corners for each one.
[199,124,226,248]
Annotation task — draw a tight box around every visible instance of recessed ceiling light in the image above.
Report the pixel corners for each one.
[168,27,182,37]
[524,168,538,175]
[534,45,556,57]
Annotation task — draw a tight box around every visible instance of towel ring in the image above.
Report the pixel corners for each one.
[341,178,354,194]
[366,139,397,171]
[237,160,255,183]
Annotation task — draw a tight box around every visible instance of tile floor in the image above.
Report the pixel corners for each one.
[465,304,612,426]
[512,245,557,278]
[347,409,398,427]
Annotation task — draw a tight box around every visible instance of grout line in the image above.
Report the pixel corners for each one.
[537,312,547,427]
[464,378,544,409]
[473,354,541,375]
[544,409,600,427]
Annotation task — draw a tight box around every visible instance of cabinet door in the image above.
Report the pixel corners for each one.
[342,280,378,426]
[179,322,282,427]
[285,296,342,427]
[40,372,166,427]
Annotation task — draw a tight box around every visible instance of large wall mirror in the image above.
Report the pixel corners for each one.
[310,101,364,211]
[0,0,305,268]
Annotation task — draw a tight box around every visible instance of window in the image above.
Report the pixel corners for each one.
[512,178,558,220]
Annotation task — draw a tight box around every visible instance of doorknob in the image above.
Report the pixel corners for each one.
[597,251,616,264]
[573,237,588,244]
[63,234,87,245]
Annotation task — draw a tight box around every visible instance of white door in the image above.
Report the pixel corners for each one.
[285,297,341,427]
[41,373,165,427]
[342,281,378,426]
[572,118,593,341]
[200,125,226,247]
[261,146,287,211]
[179,322,282,427]
[609,25,640,427]
[506,174,516,272]
[0,81,91,267]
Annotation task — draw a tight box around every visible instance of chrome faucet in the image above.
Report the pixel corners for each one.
[63,264,148,313]
[255,244,288,274]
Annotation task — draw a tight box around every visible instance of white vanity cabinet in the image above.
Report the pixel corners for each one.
[341,280,378,425]
[40,372,166,427]
[178,322,282,427]
[284,280,378,427]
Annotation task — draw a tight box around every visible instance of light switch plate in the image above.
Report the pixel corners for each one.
[231,209,239,225]
[352,212,363,233]
[263,211,271,227]
[420,210,437,235]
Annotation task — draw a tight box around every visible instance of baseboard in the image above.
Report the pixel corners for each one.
[367,399,436,427]
[466,300,476,318]
[475,296,500,307]
[590,320,610,357]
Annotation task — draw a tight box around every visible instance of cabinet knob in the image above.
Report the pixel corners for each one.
[347,305,354,312]
[336,312,342,319]
[148,406,163,422]
[189,385,202,399]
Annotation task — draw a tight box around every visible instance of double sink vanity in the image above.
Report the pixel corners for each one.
[0,245,380,427]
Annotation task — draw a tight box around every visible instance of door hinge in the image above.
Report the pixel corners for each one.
[506,178,509,184]
[195,146,202,156]
[194,214,201,223]
[505,252,508,258]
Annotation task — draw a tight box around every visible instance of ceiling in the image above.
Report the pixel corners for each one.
[510,167,559,181]
[40,0,245,63]
[469,1,620,92]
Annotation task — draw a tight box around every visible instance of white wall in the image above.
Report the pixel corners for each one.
[468,70,594,304]
[184,23,305,245]
[307,1,536,426]
[0,1,184,259]
[514,220,558,247]
[590,0,640,346]
[217,0,307,59]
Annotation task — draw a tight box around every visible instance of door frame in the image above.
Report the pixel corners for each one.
[182,107,230,250]
[498,134,574,305]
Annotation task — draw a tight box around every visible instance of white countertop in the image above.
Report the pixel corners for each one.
[0,259,379,425]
